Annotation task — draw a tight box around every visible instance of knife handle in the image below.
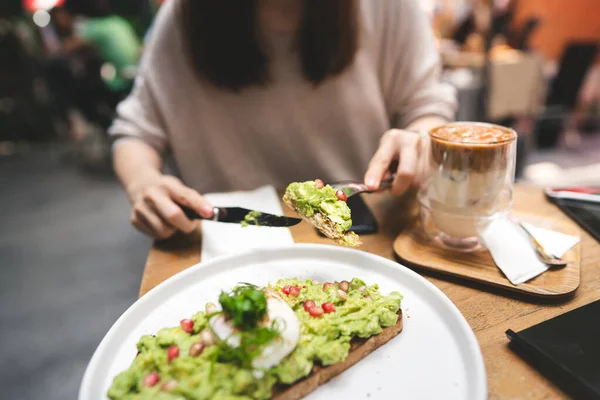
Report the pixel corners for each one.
[180,205,200,220]
[180,205,219,221]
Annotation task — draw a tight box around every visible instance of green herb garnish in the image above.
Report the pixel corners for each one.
[218,283,268,330]
[217,326,280,369]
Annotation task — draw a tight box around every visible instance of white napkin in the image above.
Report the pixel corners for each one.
[479,218,580,285]
[201,185,295,263]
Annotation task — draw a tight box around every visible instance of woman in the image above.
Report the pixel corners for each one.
[111,0,457,239]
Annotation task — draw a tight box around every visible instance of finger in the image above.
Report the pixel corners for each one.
[130,213,156,238]
[415,136,431,186]
[162,178,214,218]
[135,203,176,239]
[145,188,196,233]
[364,136,397,190]
[392,142,419,196]
[132,203,176,239]
[382,159,399,181]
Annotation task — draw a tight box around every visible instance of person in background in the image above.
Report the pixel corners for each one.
[46,4,115,132]
[68,0,142,94]
[111,0,457,239]
[45,1,143,132]
[452,0,520,52]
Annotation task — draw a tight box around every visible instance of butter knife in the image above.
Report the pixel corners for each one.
[181,206,301,227]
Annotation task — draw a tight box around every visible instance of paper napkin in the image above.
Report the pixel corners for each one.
[479,218,580,285]
[201,185,295,263]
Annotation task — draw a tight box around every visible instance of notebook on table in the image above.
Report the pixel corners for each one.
[554,199,600,243]
[544,187,600,243]
[506,300,600,399]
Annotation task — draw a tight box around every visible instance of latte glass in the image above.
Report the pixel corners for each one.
[418,122,517,251]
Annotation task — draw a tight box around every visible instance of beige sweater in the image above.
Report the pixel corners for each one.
[109,0,457,193]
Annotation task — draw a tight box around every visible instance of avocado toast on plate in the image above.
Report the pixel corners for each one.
[283,180,362,247]
[107,278,403,399]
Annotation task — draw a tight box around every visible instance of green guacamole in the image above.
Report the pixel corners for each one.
[284,181,352,233]
[241,211,262,227]
[107,278,403,400]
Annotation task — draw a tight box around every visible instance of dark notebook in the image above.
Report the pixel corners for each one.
[506,300,600,399]
[554,198,600,243]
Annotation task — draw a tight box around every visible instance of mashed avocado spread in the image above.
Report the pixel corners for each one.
[283,181,352,233]
[241,211,262,227]
[107,278,402,399]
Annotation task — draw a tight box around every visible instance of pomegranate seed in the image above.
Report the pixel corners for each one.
[308,306,324,317]
[335,190,347,202]
[143,372,160,387]
[323,282,334,292]
[200,329,217,346]
[315,179,324,189]
[167,345,180,363]
[339,280,350,292]
[180,319,194,333]
[303,300,316,311]
[288,286,300,297]
[161,380,177,392]
[189,341,206,357]
[281,286,291,295]
[322,302,336,313]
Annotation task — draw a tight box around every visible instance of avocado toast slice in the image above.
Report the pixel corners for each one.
[283,180,362,247]
[106,278,403,399]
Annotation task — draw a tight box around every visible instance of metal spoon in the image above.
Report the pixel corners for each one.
[516,221,568,268]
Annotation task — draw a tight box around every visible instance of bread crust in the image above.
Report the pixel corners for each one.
[271,310,403,400]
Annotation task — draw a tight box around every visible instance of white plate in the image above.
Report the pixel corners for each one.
[79,244,487,400]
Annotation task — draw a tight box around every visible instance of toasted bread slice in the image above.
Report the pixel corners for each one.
[271,310,403,400]
[283,195,362,247]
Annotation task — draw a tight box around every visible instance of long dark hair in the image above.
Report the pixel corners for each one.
[180,0,359,91]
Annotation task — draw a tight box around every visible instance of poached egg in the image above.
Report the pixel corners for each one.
[209,290,300,377]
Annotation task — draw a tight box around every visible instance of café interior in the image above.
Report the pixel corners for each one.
[1,0,599,399]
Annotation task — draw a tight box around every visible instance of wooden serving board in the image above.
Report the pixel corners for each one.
[393,211,581,298]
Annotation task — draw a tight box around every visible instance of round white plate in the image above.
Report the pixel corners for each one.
[79,244,487,400]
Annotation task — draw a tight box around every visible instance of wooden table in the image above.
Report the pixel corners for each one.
[139,185,600,399]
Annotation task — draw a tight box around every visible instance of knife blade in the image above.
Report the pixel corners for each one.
[180,206,301,227]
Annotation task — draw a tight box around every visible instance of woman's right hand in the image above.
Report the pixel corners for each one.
[127,175,214,240]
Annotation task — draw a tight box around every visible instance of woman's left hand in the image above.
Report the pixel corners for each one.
[364,129,430,196]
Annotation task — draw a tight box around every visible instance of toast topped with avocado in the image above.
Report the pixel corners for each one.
[283,180,362,247]
[107,278,403,399]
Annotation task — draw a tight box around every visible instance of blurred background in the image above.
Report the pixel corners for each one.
[0,0,598,399]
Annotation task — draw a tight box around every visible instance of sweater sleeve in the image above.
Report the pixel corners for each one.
[378,0,457,128]
[107,2,177,153]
